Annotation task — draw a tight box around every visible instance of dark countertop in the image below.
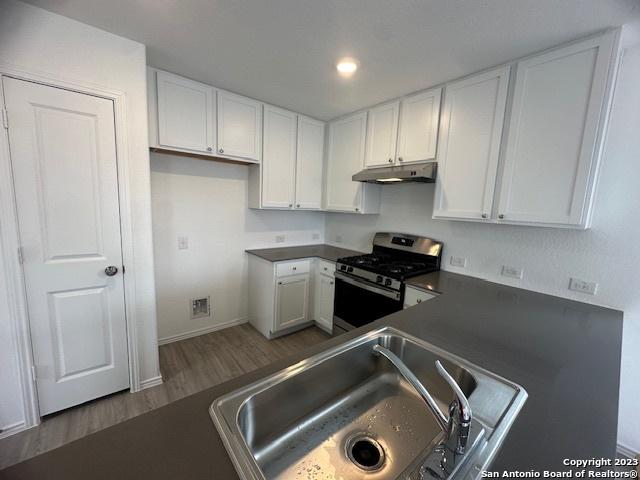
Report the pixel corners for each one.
[245,244,364,262]
[0,271,623,479]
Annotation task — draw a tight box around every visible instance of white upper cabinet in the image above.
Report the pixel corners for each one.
[433,66,511,221]
[261,105,297,209]
[325,112,380,214]
[496,32,618,228]
[365,101,399,168]
[217,90,262,162]
[295,116,325,210]
[397,87,442,164]
[156,71,215,154]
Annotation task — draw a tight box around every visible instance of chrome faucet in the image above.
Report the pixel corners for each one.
[372,345,472,456]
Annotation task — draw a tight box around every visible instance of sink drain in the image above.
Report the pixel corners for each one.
[346,434,386,471]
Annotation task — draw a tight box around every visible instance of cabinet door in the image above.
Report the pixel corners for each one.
[156,71,215,153]
[295,116,325,210]
[217,91,262,161]
[496,33,617,227]
[433,66,510,220]
[325,112,367,212]
[315,274,335,332]
[275,275,309,331]
[365,101,399,168]
[262,105,297,208]
[397,87,442,164]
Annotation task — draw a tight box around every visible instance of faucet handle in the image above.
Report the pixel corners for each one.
[435,361,472,422]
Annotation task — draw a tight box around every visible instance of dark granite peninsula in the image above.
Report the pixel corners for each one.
[0,271,622,480]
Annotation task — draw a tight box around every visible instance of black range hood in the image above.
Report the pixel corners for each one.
[352,162,437,184]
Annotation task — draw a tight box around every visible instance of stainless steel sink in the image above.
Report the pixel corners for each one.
[210,327,527,479]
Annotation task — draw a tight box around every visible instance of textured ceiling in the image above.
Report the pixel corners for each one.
[19,0,640,120]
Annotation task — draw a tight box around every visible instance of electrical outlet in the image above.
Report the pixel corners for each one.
[335,235,343,243]
[450,256,467,268]
[275,235,285,243]
[312,233,320,240]
[190,296,210,319]
[569,277,598,295]
[178,236,189,250]
[501,265,523,279]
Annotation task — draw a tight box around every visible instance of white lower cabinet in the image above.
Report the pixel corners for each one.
[275,275,310,331]
[313,262,335,333]
[249,257,311,339]
[249,256,336,338]
[403,286,438,309]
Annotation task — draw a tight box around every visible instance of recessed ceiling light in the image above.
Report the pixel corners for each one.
[336,58,358,77]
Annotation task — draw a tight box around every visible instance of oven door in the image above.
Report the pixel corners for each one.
[333,271,403,330]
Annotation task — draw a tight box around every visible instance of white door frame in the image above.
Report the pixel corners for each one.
[0,63,143,429]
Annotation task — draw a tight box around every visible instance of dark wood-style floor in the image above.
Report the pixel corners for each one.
[0,323,330,470]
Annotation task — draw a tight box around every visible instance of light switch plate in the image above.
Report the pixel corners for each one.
[450,256,467,268]
[569,277,598,295]
[501,265,523,279]
[178,236,189,250]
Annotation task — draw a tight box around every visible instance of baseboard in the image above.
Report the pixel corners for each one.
[617,442,640,459]
[0,421,27,440]
[157,317,248,345]
[139,375,163,390]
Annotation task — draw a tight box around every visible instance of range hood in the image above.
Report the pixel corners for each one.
[352,162,437,184]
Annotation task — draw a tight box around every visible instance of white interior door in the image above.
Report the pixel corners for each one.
[3,77,130,415]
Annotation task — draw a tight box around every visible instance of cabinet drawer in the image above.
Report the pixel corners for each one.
[317,260,335,276]
[276,259,311,277]
[404,286,437,308]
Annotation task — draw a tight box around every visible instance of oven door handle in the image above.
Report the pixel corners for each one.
[335,271,401,301]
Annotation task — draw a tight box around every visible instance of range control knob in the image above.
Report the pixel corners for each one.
[340,265,347,271]
[385,278,392,286]
[376,275,383,283]
[347,266,354,273]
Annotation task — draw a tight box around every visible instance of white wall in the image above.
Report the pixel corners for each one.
[0,248,25,435]
[150,153,325,342]
[0,0,161,429]
[325,43,640,454]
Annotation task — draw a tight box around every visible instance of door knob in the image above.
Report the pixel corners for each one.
[104,266,118,276]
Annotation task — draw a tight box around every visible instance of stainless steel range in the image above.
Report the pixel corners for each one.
[333,232,443,333]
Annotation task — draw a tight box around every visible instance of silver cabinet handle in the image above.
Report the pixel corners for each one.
[206,147,212,152]
[416,298,422,303]
[330,281,334,285]
[278,281,282,285]
[481,213,487,219]
[292,267,297,270]
[388,158,393,163]
[105,266,118,276]
[398,157,403,162]
[296,204,300,208]
[498,214,505,219]
[289,204,293,207]
[219,148,224,154]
